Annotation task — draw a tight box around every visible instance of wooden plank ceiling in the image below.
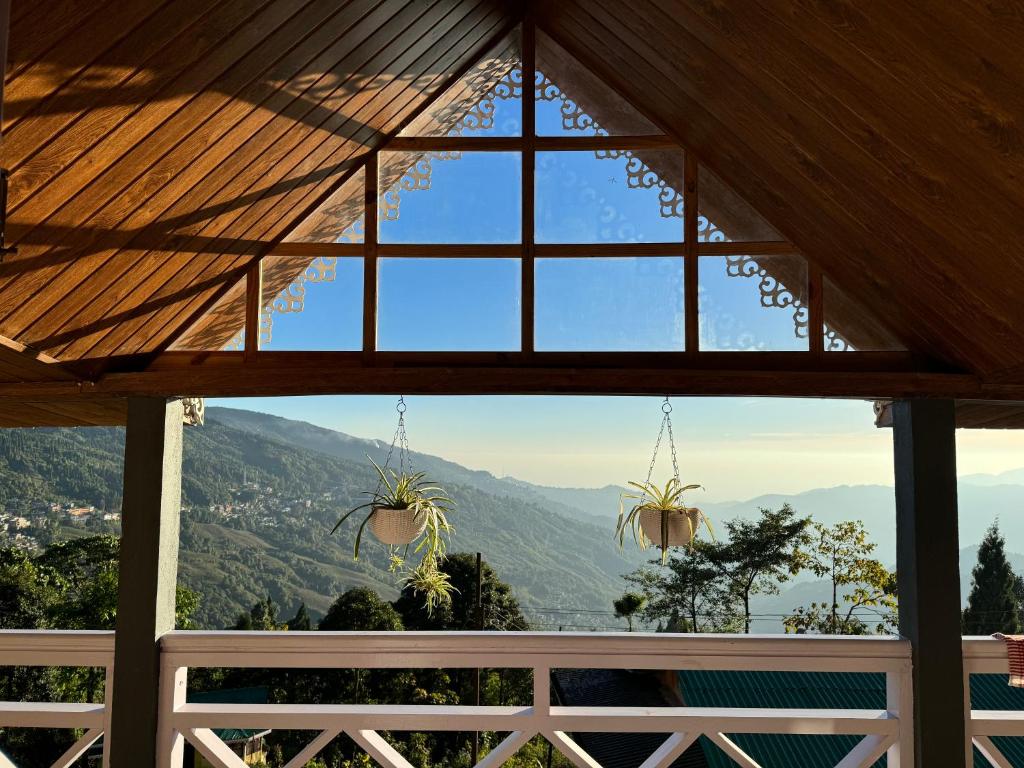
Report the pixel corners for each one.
[2,0,1024,425]
[1,0,513,362]
[537,0,1024,377]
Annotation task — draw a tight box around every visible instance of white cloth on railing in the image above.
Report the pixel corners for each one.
[993,633,1024,687]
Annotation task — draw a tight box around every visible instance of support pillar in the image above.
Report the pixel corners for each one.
[109,398,184,767]
[892,399,966,767]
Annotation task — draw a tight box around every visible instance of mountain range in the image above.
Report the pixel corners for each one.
[1,405,1021,631]
[152,408,1024,631]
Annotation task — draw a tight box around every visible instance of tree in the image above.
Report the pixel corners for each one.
[394,554,533,767]
[963,523,1022,635]
[704,505,810,633]
[783,521,897,635]
[319,588,404,631]
[625,544,739,633]
[287,601,312,631]
[395,553,529,632]
[613,592,646,631]
[233,595,285,631]
[0,536,200,767]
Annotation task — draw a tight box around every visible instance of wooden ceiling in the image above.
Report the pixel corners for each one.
[1,0,513,361]
[536,0,1024,377]
[2,0,1024,425]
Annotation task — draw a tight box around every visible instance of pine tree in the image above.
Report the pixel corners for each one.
[287,602,312,631]
[963,523,1022,635]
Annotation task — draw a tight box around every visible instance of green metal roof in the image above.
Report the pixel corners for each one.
[679,671,886,768]
[679,671,1024,768]
[187,687,270,744]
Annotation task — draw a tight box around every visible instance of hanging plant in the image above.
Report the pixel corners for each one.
[331,398,456,613]
[617,477,712,562]
[615,398,712,562]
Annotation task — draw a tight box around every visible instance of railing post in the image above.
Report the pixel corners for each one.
[892,399,966,767]
[887,663,914,767]
[534,664,550,730]
[109,398,185,767]
[157,664,187,768]
[102,663,114,768]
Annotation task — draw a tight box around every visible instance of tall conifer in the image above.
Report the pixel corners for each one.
[963,523,1022,635]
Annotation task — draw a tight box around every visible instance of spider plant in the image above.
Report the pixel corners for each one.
[402,556,457,615]
[332,458,454,558]
[616,477,712,562]
[332,457,455,611]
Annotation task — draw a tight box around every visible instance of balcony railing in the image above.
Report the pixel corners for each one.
[964,636,1024,768]
[0,630,114,768]
[161,631,913,768]
[3,631,920,768]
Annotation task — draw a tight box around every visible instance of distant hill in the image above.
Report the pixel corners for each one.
[4,406,1024,633]
[961,468,1024,487]
[208,407,610,524]
[0,415,645,629]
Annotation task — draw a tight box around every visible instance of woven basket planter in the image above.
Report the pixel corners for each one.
[639,507,701,549]
[368,506,428,545]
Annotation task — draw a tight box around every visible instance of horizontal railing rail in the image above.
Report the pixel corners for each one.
[157,631,914,768]
[0,630,114,768]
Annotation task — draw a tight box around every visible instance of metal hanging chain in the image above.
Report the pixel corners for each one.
[376,396,414,495]
[640,397,682,501]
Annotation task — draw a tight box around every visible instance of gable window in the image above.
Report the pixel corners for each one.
[171,27,902,358]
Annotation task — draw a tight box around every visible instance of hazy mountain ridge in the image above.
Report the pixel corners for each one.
[4,406,1021,632]
[0,413,647,628]
[208,406,1024,632]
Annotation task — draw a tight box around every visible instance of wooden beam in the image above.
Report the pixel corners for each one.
[269,242,364,258]
[363,153,378,353]
[522,16,536,354]
[0,332,83,382]
[263,241,795,258]
[0,0,8,133]
[383,135,674,151]
[809,264,824,357]
[696,241,795,256]
[892,399,965,768]
[110,398,185,768]
[684,151,698,353]
[3,350,1019,399]
[243,261,261,362]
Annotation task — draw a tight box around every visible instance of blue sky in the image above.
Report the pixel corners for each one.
[219,70,1024,499]
[264,89,807,354]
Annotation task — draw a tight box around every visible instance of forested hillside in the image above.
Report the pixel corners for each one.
[0,416,642,629]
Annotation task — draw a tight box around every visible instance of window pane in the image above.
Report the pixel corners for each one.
[824,276,906,352]
[536,257,684,351]
[260,257,363,351]
[535,150,684,243]
[379,152,522,244]
[698,164,784,242]
[536,29,660,136]
[699,254,808,351]
[377,259,520,351]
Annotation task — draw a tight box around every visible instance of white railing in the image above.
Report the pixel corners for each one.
[963,636,1024,768]
[0,630,114,768]
[158,631,914,768]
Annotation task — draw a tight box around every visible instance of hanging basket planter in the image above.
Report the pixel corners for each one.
[369,506,428,545]
[615,397,713,562]
[638,507,703,549]
[331,396,457,615]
